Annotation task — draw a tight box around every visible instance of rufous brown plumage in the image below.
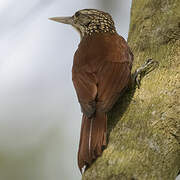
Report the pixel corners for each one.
[49,9,133,173]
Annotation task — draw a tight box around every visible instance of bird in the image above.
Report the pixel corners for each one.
[49,9,133,173]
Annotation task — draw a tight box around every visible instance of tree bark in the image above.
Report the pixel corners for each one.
[82,0,180,179]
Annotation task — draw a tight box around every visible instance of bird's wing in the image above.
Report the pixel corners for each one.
[96,61,131,112]
[72,70,97,118]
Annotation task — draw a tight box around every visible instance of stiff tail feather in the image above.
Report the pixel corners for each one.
[78,111,107,173]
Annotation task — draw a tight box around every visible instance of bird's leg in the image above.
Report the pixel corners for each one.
[132,59,159,88]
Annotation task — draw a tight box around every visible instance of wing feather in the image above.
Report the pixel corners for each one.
[72,71,97,118]
[96,61,131,112]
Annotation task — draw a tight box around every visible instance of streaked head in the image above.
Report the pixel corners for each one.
[49,9,116,38]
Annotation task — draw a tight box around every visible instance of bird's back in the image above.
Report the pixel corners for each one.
[73,33,133,73]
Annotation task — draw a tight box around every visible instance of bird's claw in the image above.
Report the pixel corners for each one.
[133,59,159,88]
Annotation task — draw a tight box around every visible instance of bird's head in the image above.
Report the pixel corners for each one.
[49,9,116,39]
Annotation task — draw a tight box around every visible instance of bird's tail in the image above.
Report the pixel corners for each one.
[78,111,107,173]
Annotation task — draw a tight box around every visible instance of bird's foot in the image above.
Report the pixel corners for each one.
[132,59,159,88]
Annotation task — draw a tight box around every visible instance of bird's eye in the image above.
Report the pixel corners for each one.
[86,21,91,27]
[75,12,80,17]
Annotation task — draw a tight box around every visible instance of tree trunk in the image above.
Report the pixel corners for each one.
[82,0,180,179]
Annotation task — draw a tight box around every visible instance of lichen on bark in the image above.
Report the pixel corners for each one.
[82,0,180,179]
